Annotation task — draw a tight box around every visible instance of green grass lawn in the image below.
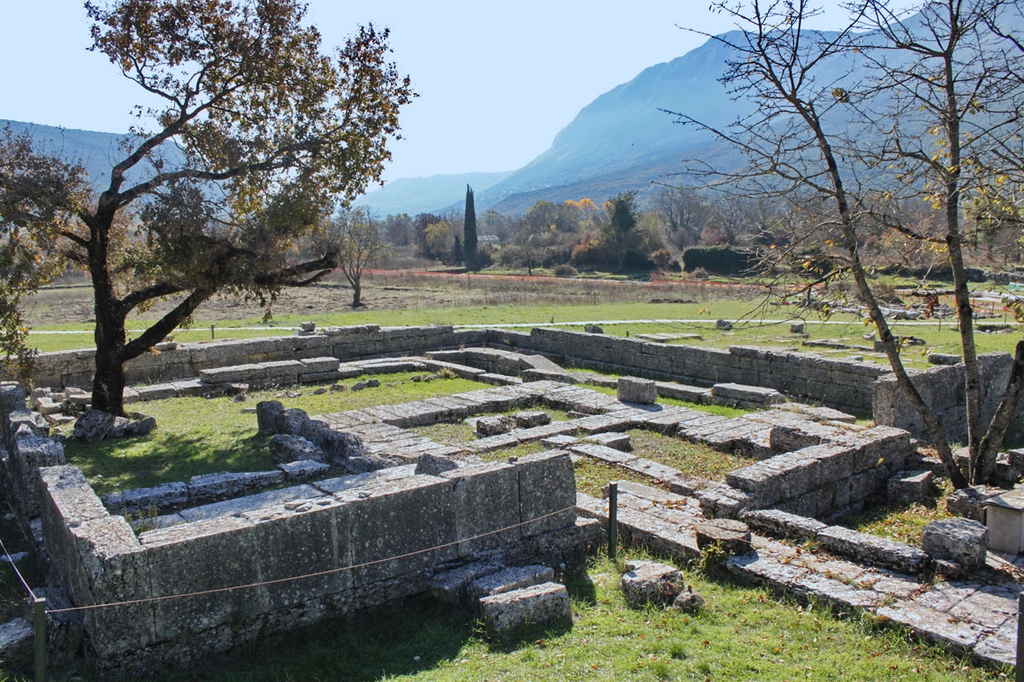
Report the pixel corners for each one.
[67,553,1002,682]
[63,372,488,495]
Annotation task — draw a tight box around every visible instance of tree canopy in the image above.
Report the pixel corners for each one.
[0,0,413,415]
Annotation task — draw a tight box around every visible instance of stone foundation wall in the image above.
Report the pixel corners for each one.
[485,328,887,415]
[38,450,586,668]
[873,351,1024,443]
[7,325,482,390]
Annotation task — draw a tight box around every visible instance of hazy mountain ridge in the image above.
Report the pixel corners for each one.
[353,170,513,216]
[1,119,186,193]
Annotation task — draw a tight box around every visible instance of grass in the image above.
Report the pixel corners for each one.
[62,372,488,495]
[20,276,1022,372]
[39,553,1004,682]
[627,430,751,480]
[839,479,958,546]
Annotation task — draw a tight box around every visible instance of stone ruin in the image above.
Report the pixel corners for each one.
[1,324,1023,672]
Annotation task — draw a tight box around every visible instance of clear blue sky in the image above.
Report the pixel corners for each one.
[1,1,857,182]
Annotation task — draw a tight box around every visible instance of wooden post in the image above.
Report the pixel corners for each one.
[608,482,618,561]
[33,596,46,682]
[1016,591,1023,682]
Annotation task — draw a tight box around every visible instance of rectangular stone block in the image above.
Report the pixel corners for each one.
[480,582,572,633]
[338,475,458,586]
[69,516,154,657]
[441,462,521,556]
[142,516,260,642]
[240,495,353,611]
[515,450,577,536]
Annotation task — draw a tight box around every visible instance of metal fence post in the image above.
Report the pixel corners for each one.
[33,596,46,682]
[608,482,618,561]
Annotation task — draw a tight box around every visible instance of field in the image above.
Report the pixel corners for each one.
[19,271,1024,370]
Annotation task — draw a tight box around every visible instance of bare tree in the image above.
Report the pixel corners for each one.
[671,0,1024,486]
[325,208,389,308]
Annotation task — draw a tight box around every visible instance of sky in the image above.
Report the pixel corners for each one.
[1,1,858,183]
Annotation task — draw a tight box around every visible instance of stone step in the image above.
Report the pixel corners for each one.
[479,582,572,634]
[467,564,555,604]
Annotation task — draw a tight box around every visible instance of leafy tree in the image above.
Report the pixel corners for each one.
[423,220,454,262]
[0,129,89,380]
[321,207,388,308]
[383,213,413,247]
[0,0,413,415]
[601,191,641,269]
[464,185,478,270]
[674,0,1024,486]
[413,213,443,258]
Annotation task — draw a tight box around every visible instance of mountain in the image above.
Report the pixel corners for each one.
[477,29,858,213]
[353,170,513,216]
[0,119,187,193]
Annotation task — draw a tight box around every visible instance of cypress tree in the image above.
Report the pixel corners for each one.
[464,184,478,270]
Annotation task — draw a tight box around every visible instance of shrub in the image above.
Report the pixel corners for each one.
[570,239,614,268]
[621,250,656,272]
[650,248,675,271]
[682,246,758,276]
[692,267,709,280]
[553,264,578,278]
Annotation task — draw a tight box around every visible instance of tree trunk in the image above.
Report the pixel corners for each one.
[976,338,1024,481]
[351,279,362,308]
[91,303,128,415]
[91,343,127,416]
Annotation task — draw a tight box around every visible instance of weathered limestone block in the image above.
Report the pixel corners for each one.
[710,383,784,405]
[480,582,571,634]
[672,587,706,613]
[188,470,285,504]
[620,561,684,608]
[415,453,459,476]
[922,518,988,571]
[140,516,260,642]
[475,415,513,437]
[69,516,154,657]
[946,485,1001,522]
[742,509,826,542]
[695,519,752,555]
[39,466,108,529]
[0,618,33,667]
[514,450,577,535]
[339,475,458,586]
[278,459,330,480]
[102,482,189,516]
[71,410,155,442]
[512,411,551,428]
[277,408,310,436]
[313,429,366,462]
[887,470,933,505]
[584,432,631,451]
[429,560,505,605]
[436,462,522,557]
[617,377,657,404]
[699,484,755,519]
[268,434,324,464]
[467,564,555,603]
[816,526,930,574]
[256,400,285,436]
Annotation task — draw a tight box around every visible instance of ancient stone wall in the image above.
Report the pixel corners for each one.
[9,325,482,390]
[37,450,586,667]
[484,328,887,415]
[873,351,1024,442]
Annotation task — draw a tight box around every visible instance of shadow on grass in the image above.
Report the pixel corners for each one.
[65,431,272,494]
[139,595,476,682]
